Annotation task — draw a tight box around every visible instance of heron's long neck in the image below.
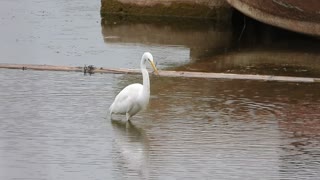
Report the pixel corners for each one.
[140,60,150,98]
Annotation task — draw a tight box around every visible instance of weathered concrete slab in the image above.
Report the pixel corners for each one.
[101,0,231,20]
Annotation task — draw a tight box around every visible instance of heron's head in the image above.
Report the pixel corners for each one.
[143,52,159,75]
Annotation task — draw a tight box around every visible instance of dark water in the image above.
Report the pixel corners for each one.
[101,14,320,78]
[1,0,320,179]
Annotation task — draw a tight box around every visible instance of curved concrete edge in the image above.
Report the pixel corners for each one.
[226,0,320,37]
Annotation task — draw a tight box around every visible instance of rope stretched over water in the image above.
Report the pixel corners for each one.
[1,63,319,83]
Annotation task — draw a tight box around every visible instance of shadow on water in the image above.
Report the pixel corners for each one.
[101,13,320,77]
[101,14,233,62]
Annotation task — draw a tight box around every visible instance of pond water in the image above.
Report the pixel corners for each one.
[1,69,320,180]
[1,0,319,77]
[1,0,320,179]
[0,0,189,70]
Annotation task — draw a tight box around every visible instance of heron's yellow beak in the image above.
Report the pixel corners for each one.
[150,61,159,75]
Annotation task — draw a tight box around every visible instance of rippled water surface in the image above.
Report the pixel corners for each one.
[0,0,189,69]
[1,69,320,179]
[1,0,320,179]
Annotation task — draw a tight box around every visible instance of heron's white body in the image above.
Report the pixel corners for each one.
[109,52,157,121]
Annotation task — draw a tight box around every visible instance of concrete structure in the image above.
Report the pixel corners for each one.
[101,0,231,20]
[226,0,320,37]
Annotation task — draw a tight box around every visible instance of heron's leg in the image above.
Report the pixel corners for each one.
[110,113,113,120]
[126,113,131,121]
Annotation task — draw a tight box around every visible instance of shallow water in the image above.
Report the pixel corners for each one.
[1,0,320,77]
[0,0,189,69]
[1,69,320,179]
[1,0,320,179]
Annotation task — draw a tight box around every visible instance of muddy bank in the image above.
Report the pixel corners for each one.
[101,0,231,20]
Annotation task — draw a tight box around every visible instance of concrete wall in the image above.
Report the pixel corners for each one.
[101,0,231,19]
[112,0,228,7]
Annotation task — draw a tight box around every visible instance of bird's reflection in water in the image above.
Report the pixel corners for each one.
[111,120,150,179]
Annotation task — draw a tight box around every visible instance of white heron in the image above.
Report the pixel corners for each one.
[109,52,159,121]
